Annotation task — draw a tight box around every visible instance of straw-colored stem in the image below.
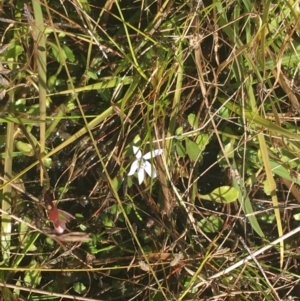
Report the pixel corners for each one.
[32,0,47,187]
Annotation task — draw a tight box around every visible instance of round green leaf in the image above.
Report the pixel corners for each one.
[198,215,223,233]
[199,186,239,203]
[43,157,52,168]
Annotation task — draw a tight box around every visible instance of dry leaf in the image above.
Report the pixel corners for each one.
[138,260,150,272]
[170,253,183,267]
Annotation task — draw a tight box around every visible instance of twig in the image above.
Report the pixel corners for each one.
[192,225,300,289]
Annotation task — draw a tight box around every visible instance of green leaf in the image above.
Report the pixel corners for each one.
[62,45,75,62]
[232,159,264,237]
[100,213,114,227]
[198,215,224,233]
[111,176,123,192]
[43,157,52,168]
[263,179,271,195]
[1,44,23,61]
[175,126,185,140]
[124,204,132,215]
[176,126,183,135]
[186,139,201,161]
[50,43,65,63]
[23,260,41,288]
[14,141,34,156]
[110,204,118,215]
[199,186,239,203]
[270,159,300,185]
[77,0,91,13]
[188,113,198,129]
[47,75,57,89]
[195,133,210,150]
[79,223,87,231]
[222,142,234,158]
[175,142,185,157]
[87,69,99,80]
[73,282,87,294]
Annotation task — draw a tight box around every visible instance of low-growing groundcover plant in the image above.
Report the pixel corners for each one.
[0,0,300,300]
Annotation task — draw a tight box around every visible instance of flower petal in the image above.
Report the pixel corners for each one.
[143,149,163,160]
[58,209,75,222]
[53,220,66,234]
[128,160,139,176]
[144,161,156,178]
[132,146,142,159]
[48,205,59,222]
[137,168,145,185]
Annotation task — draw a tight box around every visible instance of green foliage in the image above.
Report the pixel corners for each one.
[73,282,87,294]
[14,141,34,156]
[0,0,299,300]
[199,186,239,203]
[198,215,224,233]
[186,139,202,161]
[23,261,41,288]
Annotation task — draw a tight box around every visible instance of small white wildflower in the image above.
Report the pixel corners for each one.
[128,146,163,185]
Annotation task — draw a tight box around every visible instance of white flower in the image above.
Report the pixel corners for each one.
[128,146,163,185]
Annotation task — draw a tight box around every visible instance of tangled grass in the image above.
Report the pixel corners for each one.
[0,0,300,300]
